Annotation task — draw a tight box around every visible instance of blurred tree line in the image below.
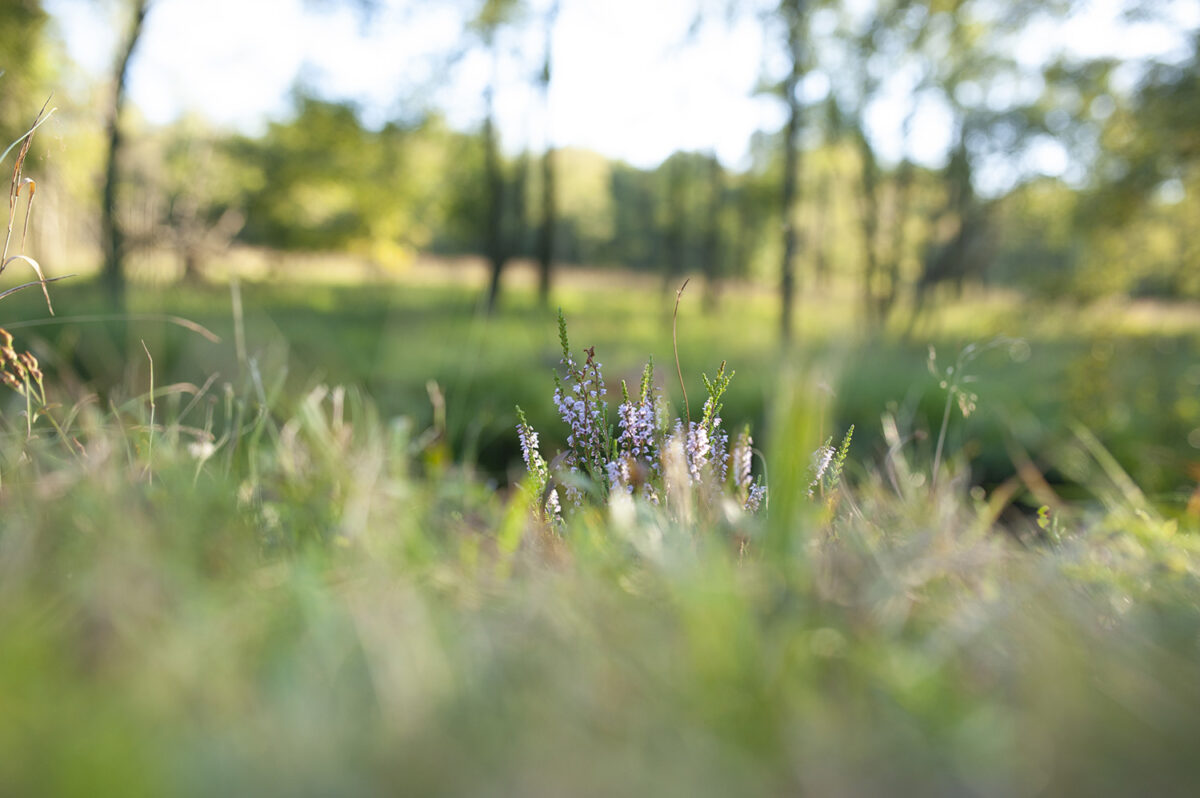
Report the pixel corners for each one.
[3,0,1199,327]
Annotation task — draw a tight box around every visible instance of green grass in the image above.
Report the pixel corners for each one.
[12,95,1196,792]
[2,272,1196,502]
[0,283,1198,794]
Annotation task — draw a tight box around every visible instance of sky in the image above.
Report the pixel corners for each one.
[45,0,1199,173]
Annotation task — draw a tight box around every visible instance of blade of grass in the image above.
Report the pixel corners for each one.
[0,105,55,167]
[1,255,57,314]
[0,273,72,305]
[673,278,690,425]
[142,340,155,483]
[4,313,220,343]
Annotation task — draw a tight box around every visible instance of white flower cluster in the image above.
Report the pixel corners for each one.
[516,408,561,523]
[730,430,764,513]
[808,442,835,497]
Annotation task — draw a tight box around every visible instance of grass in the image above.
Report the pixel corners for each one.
[0,292,1198,794]
[2,267,1196,502]
[6,95,1200,794]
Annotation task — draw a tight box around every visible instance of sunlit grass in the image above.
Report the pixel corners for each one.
[0,319,1198,795]
[2,256,1196,503]
[0,241,1198,793]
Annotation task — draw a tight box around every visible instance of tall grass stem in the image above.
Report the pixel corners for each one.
[673,278,690,425]
[932,391,953,490]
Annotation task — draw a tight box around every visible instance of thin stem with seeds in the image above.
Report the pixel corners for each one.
[673,278,690,425]
[931,390,953,491]
[142,340,155,483]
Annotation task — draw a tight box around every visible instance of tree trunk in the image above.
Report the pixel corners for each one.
[483,76,507,314]
[855,127,882,327]
[915,129,979,318]
[881,155,914,320]
[536,1,559,306]
[702,153,724,311]
[101,0,150,309]
[181,246,203,284]
[537,145,555,305]
[811,171,829,290]
[779,0,806,342]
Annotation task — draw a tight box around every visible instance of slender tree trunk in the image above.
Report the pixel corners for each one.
[537,145,555,305]
[513,151,529,265]
[882,154,914,318]
[734,186,753,282]
[917,129,976,308]
[101,0,149,308]
[536,1,559,306]
[855,127,882,327]
[811,171,829,290]
[702,153,724,311]
[181,246,203,284]
[483,74,507,314]
[779,0,806,342]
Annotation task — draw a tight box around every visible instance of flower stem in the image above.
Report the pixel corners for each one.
[932,390,953,491]
[673,278,690,426]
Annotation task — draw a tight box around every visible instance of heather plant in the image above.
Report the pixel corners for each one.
[808,423,853,501]
[516,309,767,524]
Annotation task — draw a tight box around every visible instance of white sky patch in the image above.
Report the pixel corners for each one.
[544,0,779,167]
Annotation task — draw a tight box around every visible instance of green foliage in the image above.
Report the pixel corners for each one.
[2,323,1199,795]
[699,360,732,438]
[990,178,1080,295]
[1,170,1197,789]
[6,270,1198,502]
[552,148,614,258]
[470,0,524,40]
[0,0,52,147]
[8,0,1200,306]
[230,93,455,267]
[812,422,853,499]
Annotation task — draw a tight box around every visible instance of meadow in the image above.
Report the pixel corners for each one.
[6,259,1198,499]
[2,261,1200,796]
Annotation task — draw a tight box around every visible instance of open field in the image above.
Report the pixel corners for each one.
[1,263,1199,796]
[4,258,1199,502]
